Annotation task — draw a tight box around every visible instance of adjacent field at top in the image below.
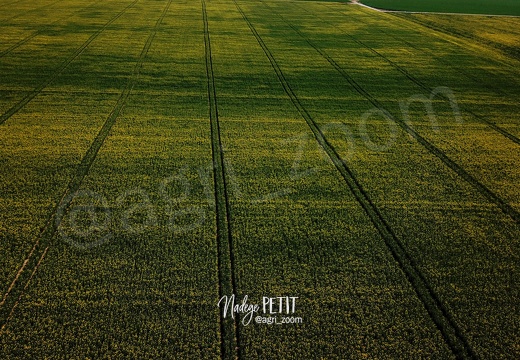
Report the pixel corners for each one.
[360,0,520,16]
[1,0,519,358]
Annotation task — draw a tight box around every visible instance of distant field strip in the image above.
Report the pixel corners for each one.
[234,1,477,358]
[0,0,139,125]
[0,0,172,331]
[202,0,240,357]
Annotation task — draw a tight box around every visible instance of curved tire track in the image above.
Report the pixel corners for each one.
[0,0,172,334]
[234,1,478,358]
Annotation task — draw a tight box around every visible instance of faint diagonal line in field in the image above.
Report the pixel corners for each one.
[0,247,49,334]
[1,0,27,8]
[2,0,63,23]
[202,0,241,359]
[0,32,42,59]
[233,2,478,359]
[0,0,140,126]
[0,0,104,59]
[0,0,172,333]
[501,17,520,29]
[392,13,520,62]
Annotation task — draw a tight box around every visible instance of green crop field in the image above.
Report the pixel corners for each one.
[360,0,520,16]
[1,0,519,358]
